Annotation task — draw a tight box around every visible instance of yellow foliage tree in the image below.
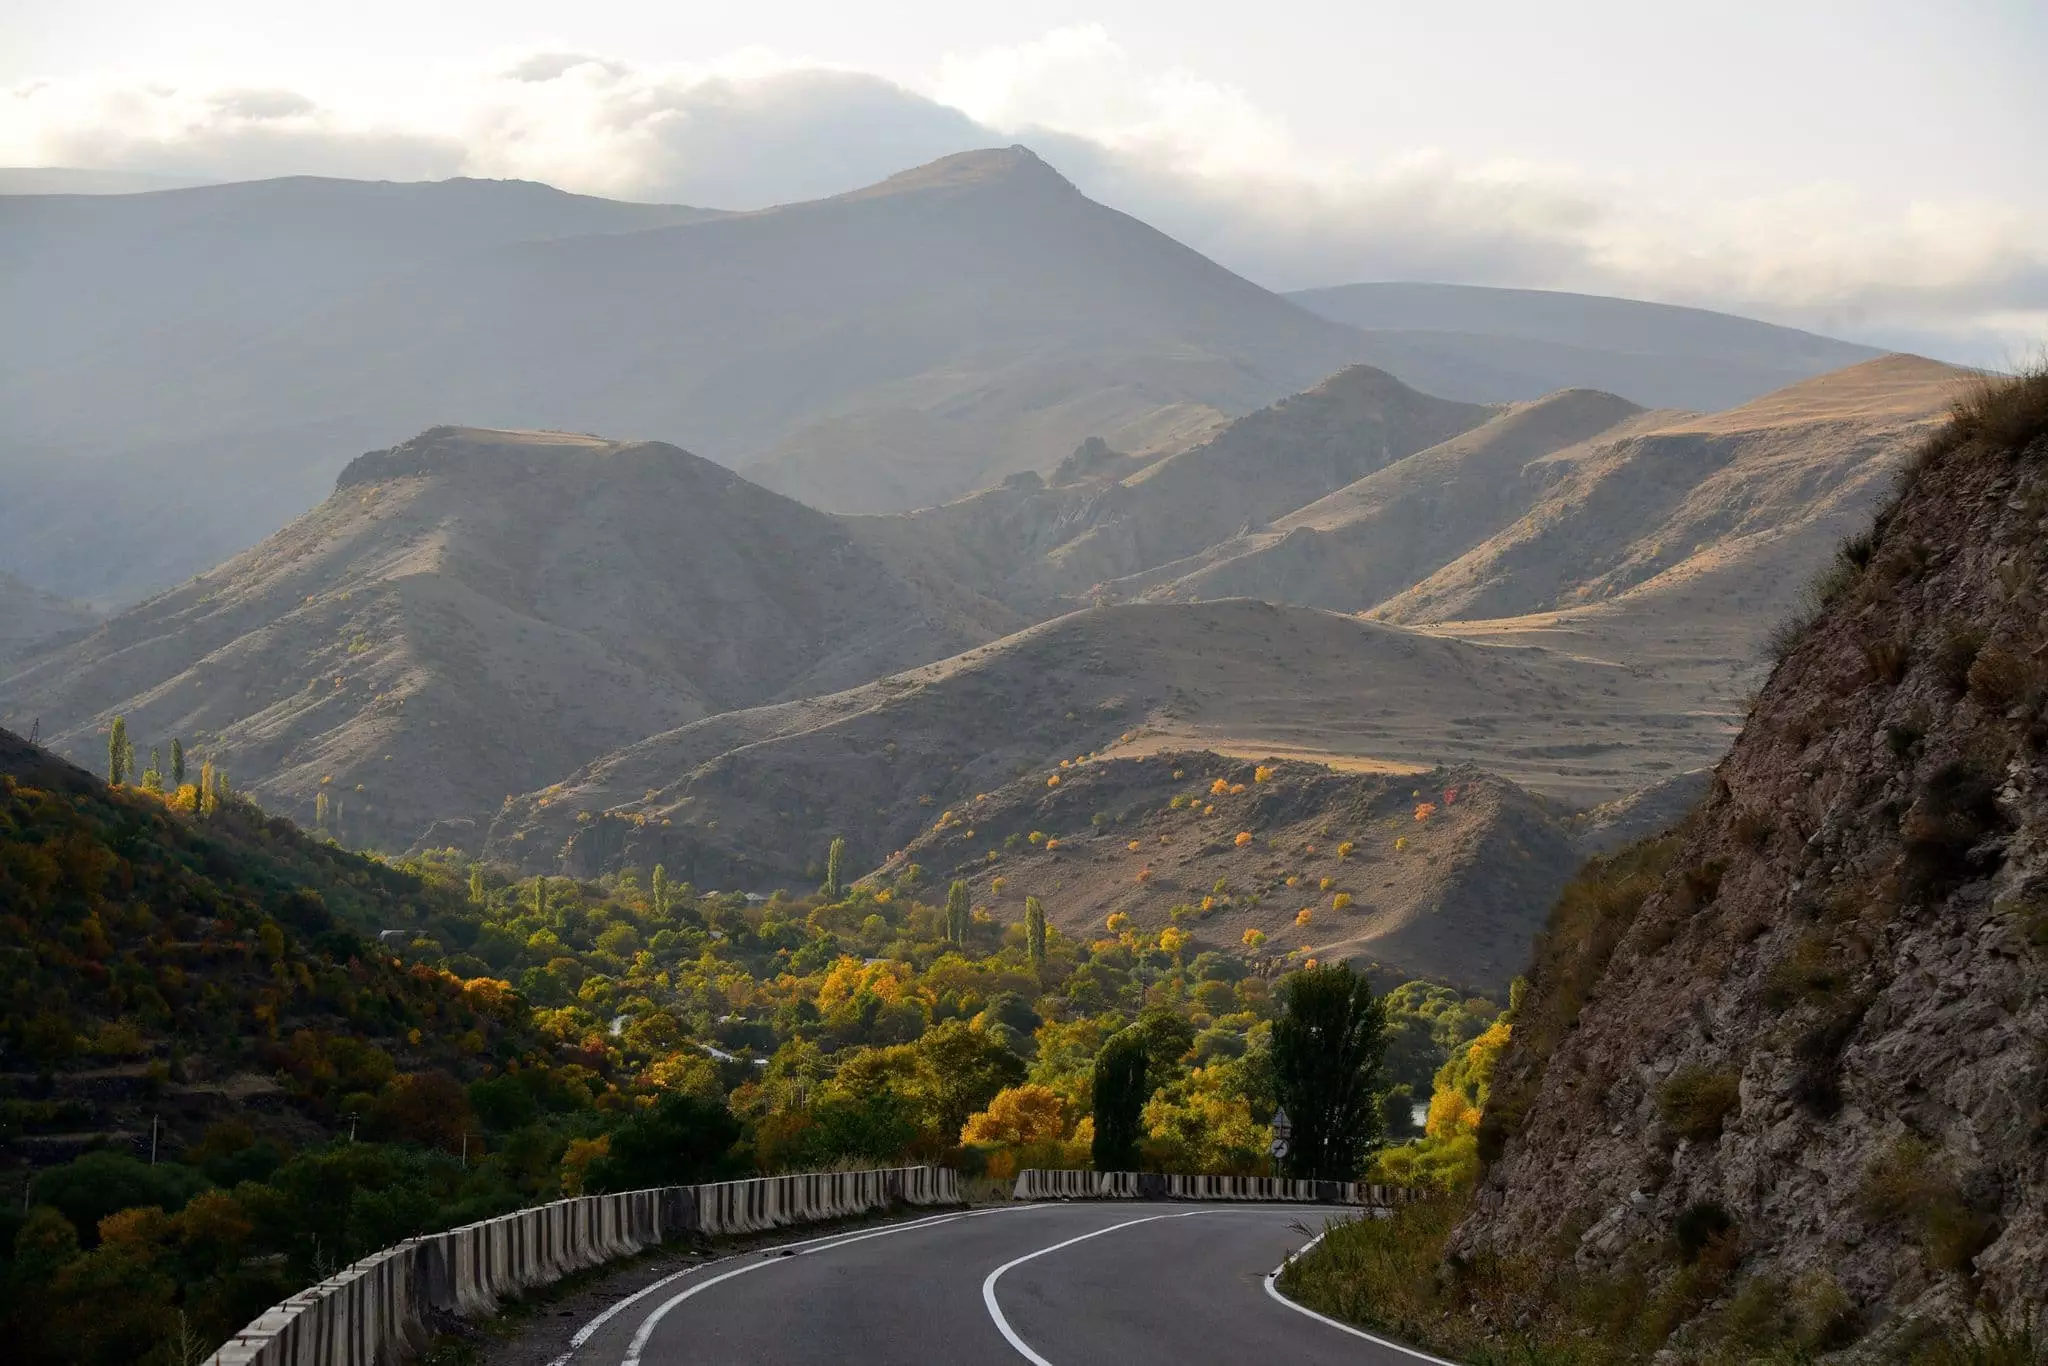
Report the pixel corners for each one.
[1254,765,1276,783]
[1332,892,1353,911]
[1337,841,1355,859]
[1242,928,1267,948]
[1210,777,1230,795]
[1234,831,1253,847]
[1295,908,1312,927]
[960,1083,1068,1145]
[1105,911,1131,932]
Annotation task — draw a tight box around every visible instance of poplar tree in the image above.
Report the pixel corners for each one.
[170,739,185,787]
[534,876,548,918]
[107,717,128,784]
[142,747,164,793]
[1272,963,1389,1181]
[469,866,486,906]
[946,880,970,945]
[1025,896,1047,970]
[314,790,329,829]
[823,837,847,900]
[199,759,219,816]
[651,864,668,916]
[1090,1029,1147,1172]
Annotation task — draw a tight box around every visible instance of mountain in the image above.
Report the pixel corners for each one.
[0,571,99,673]
[1099,387,1660,611]
[486,598,1734,888]
[842,364,1493,609]
[880,751,1580,991]
[0,426,1017,849]
[1458,368,2048,1347]
[1288,281,1883,411]
[1,148,1376,602]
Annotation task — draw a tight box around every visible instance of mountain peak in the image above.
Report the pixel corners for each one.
[844,145,1075,200]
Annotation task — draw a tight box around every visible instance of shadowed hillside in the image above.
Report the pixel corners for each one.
[0,427,1017,849]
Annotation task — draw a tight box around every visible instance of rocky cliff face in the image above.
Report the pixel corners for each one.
[1459,373,2048,1349]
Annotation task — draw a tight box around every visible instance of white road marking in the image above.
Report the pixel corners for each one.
[1262,1229,1464,1365]
[613,1206,1027,1366]
[981,1210,1221,1366]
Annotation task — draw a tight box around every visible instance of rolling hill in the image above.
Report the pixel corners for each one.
[1287,281,1883,411]
[0,426,1017,849]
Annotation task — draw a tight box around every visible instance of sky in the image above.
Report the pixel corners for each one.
[5,0,2045,360]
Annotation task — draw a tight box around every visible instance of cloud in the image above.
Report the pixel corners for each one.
[2,31,2040,361]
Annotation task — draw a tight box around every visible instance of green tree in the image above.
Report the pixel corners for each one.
[908,1019,1026,1139]
[823,837,847,900]
[651,863,669,917]
[1272,963,1388,1180]
[169,738,185,787]
[141,746,164,793]
[106,716,127,785]
[468,865,486,906]
[946,879,970,945]
[1025,896,1047,970]
[584,1093,744,1192]
[1090,1028,1148,1171]
[314,790,329,829]
[533,875,548,918]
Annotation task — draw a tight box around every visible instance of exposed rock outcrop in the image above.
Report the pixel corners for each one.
[1460,373,2048,1347]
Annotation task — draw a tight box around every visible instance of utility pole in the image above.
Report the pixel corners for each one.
[150,1114,160,1165]
[346,1112,359,1143]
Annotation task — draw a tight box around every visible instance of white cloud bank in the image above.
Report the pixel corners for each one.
[5,27,2041,362]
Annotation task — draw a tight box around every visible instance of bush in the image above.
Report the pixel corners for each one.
[1674,1201,1735,1262]
[1657,1066,1740,1142]
[29,1152,211,1243]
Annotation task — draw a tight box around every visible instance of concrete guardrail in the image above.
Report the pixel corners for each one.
[1012,1169,1417,1206]
[204,1165,958,1365]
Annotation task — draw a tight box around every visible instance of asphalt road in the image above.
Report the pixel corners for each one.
[555,1202,1446,1366]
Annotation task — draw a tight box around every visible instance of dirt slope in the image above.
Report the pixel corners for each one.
[1460,373,2048,1346]
[878,752,1579,991]
[1103,388,1656,611]
[0,426,1014,849]
[486,598,1733,889]
[1375,355,1968,626]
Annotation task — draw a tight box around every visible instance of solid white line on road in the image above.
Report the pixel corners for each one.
[557,1210,974,1366]
[1261,1229,1464,1366]
[614,1206,1030,1366]
[981,1210,1220,1366]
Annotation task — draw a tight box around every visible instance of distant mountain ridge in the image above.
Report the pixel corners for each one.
[1288,281,1882,411]
[3,149,1885,605]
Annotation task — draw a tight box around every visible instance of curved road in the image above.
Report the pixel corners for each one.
[554,1202,1445,1365]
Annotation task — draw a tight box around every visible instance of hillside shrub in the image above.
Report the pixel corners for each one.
[1657,1066,1740,1142]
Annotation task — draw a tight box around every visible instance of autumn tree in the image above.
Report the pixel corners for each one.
[1090,1028,1148,1171]
[1025,896,1047,970]
[106,716,127,785]
[823,837,847,900]
[1272,962,1388,1180]
[946,879,970,945]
